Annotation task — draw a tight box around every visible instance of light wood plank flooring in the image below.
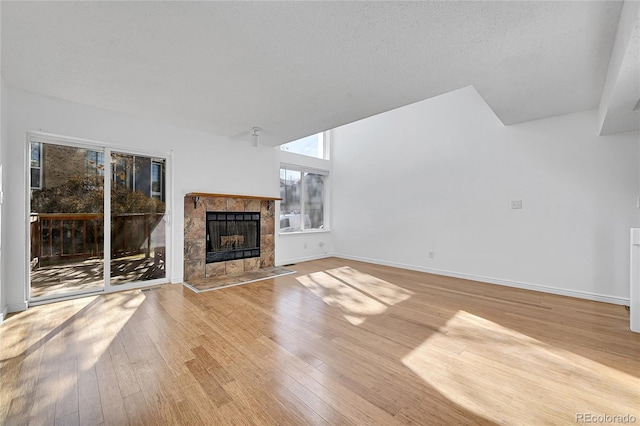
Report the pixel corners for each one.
[1,257,638,425]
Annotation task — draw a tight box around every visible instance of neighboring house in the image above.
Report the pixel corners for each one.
[30,142,165,202]
[111,152,165,202]
[30,143,102,190]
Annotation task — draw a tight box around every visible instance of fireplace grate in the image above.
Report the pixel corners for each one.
[206,212,260,263]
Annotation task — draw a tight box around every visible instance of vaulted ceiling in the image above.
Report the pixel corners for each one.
[1,1,636,146]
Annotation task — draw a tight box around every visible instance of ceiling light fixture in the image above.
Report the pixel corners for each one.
[251,127,262,147]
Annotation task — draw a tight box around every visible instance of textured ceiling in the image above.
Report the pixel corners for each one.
[1,1,625,146]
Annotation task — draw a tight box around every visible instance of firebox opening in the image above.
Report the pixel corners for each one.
[206,212,260,263]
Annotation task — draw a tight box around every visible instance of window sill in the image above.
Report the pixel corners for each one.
[278,229,331,236]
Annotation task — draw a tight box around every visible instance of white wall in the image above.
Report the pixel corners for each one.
[0,81,6,316]
[3,84,636,310]
[3,87,278,311]
[332,86,639,304]
[0,79,4,318]
[0,0,6,320]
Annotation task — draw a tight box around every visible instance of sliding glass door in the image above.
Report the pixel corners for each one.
[29,136,169,302]
[29,142,106,299]
[110,152,166,285]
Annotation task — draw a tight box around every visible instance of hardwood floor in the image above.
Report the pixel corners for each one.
[1,257,638,425]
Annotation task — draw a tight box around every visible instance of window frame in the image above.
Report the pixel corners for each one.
[279,131,330,160]
[279,163,329,234]
[30,142,43,190]
[151,160,163,200]
[25,131,174,305]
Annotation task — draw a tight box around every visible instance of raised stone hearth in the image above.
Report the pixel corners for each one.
[183,193,279,283]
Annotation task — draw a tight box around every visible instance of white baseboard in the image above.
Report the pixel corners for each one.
[276,253,332,266]
[170,276,183,284]
[334,254,630,306]
[7,301,28,314]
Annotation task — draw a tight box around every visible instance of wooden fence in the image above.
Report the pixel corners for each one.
[30,213,164,266]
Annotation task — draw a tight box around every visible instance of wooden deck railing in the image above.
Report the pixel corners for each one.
[30,213,164,266]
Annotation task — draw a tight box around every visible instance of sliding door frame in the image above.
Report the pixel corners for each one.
[25,131,172,305]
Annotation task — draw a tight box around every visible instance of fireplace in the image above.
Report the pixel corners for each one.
[206,211,260,263]
[184,193,278,282]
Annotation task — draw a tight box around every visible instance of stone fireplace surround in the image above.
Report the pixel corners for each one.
[183,193,279,283]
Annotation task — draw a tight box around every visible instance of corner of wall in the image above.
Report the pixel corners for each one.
[461,85,506,127]
[0,1,5,319]
[597,0,640,135]
[7,302,28,314]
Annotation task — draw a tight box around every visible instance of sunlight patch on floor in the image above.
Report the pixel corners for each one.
[296,267,413,325]
[0,296,99,359]
[0,290,149,424]
[401,310,640,424]
[79,291,146,371]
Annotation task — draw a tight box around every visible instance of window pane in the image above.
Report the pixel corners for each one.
[134,156,151,196]
[112,153,134,189]
[110,153,166,285]
[30,168,40,189]
[280,133,323,159]
[31,142,41,167]
[279,169,302,232]
[29,143,105,299]
[304,173,324,230]
[86,150,105,176]
[151,163,162,193]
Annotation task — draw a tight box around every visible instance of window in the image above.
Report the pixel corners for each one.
[112,153,133,189]
[110,154,165,202]
[30,142,42,189]
[280,165,327,232]
[86,150,105,176]
[280,132,326,159]
[151,161,163,200]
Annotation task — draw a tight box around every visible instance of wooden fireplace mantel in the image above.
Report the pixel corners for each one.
[186,192,281,201]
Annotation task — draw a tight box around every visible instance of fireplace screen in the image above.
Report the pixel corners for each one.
[206,212,260,263]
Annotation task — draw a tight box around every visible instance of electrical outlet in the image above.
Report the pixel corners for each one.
[428,251,435,259]
[304,242,307,249]
[511,200,523,209]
